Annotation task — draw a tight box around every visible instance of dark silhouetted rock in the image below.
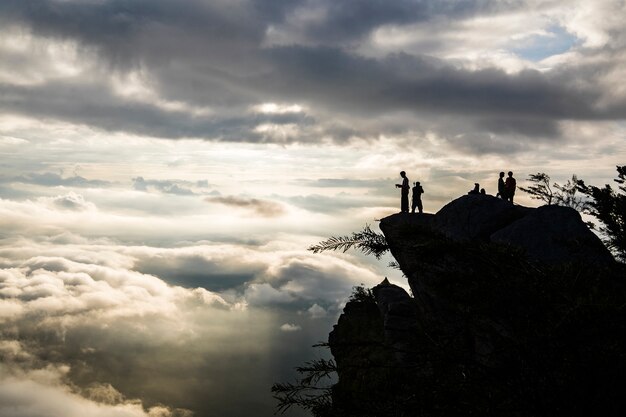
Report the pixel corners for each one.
[379,213,436,279]
[328,295,394,416]
[382,195,613,267]
[491,205,615,264]
[323,195,625,417]
[372,277,411,312]
[372,278,417,365]
[434,194,530,241]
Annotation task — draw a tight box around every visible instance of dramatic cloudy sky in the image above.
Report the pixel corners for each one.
[1,0,625,416]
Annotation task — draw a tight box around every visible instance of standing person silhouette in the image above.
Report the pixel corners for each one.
[496,172,506,199]
[505,171,516,203]
[395,171,410,213]
[412,181,424,214]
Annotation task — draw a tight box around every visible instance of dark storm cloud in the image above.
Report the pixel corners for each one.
[206,195,286,217]
[0,81,314,141]
[274,0,501,44]
[133,252,256,291]
[1,0,624,148]
[1,47,602,142]
[0,0,492,52]
[261,47,602,123]
[0,0,265,68]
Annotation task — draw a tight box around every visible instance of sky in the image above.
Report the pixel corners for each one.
[0,1,625,416]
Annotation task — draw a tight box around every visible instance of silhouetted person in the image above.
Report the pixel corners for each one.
[505,171,516,203]
[412,181,424,214]
[496,171,506,199]
[395,171,410,213]
[480,188,486,195]
[468,183,480,195]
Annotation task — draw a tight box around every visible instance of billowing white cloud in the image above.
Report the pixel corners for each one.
[0,240,277,416]
[0,366,191,417]
[307,303,328,319]
[0,232,384,416]
[245,282,297,305]
[280,323,302,332]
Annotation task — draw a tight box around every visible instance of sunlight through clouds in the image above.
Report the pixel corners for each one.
[252,103,306,114]
[1,0,625,415]
[0,234,381,416]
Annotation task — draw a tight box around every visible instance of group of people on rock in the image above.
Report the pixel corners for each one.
[395,171,424,214]
[496,171,517,202]
[395,170,517,213]
[468,183,486,195]
[469,171,516,201]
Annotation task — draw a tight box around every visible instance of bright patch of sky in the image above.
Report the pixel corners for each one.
[510,25,580,62]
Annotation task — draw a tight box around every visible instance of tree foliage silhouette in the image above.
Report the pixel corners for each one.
[272,285,377,416]
[576,165,626,261]
[519,173,555,204]
[520,167,625,261]
[519,173,583,209]
[308,224,389,259]
[271,355,336,415]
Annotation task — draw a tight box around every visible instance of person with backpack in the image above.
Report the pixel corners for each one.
[412,181,424,214]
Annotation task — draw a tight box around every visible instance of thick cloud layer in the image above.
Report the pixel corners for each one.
[0,171,393,417]
[0,235,382,417]
[0,162,390,417]
[1,0,625,150]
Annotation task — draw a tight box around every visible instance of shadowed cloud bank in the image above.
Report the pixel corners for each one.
[0,0,625,151]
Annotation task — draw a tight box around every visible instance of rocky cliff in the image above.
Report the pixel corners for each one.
[327,195,625,417]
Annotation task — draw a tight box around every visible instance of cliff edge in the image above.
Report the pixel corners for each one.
[327,196,625,417]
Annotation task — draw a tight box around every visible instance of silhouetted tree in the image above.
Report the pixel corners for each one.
[271,355,336,416]
[308,225,388,259]
[348,284,374,302]
[519,173,584,209]
[554,174,585,210]
[519,173,555,204]
[576,165,626,261]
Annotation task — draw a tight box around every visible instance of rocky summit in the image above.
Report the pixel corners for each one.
[326,195,625,417]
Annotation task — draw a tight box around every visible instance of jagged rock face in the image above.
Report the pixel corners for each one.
[372,278,411,314]
[328,285,432,417]
[328,298,394,416]
[372,279,418,365]
[326,196,626,417]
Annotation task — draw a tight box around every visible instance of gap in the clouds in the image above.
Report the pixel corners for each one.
[510,25,579,62]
